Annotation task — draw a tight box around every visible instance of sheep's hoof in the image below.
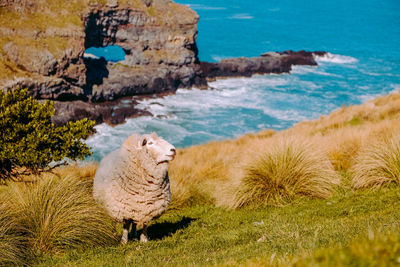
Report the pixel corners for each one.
[120,237,128,245]
[140,234,148,243]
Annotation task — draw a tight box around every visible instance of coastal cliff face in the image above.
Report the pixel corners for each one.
[0,0,326,126]
[0,0,206,102]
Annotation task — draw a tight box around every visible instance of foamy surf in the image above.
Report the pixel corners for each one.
[85,47,398,162]
[315,53,358,64]
[86,72,348,161]
[290,65,343,78]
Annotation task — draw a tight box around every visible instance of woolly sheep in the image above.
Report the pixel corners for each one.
[93,133,176,244]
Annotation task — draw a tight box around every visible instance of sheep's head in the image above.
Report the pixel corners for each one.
[122,133,176,164]
[138,133,176,164]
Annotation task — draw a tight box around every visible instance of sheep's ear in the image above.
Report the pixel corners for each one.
[141,137,147,146]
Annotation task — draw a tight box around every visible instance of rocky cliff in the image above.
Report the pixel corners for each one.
[0,0,326,126]
[0,0,206,103]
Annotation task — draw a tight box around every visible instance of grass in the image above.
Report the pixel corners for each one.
[352,134,400,190]
[0,199,26,266]
[289,229,400,266]
[1,90,400,265]
[36,187,400,266]
[168,91,400,208]
[234,138,340,208]
[0,169,117,262]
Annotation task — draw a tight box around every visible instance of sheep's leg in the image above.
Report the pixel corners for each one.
[128,220,137,240]
[139,225,148,243]
[121,219,131,245]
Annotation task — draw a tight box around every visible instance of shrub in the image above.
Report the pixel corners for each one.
[0,198,26,266]
[0,88,95,182]
[3,173,117,256]
[352,135,400,190]
[234,138,340,208]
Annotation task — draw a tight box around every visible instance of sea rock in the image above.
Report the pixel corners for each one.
[201,50,325,80]
[52,97,152,126]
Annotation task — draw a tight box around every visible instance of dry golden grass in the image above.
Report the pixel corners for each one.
[352,134,400,190]
[0,198,26,266]
[1,170,117,257]
[233,138,340,208]
[0,89,398,264]
[169,90,400,208]
[168,129,276,208]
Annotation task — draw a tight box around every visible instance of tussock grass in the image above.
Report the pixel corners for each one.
[2,172,117,257]
[352,135,400,190]
[37,187,400,266]
[1,90,400,264]
[233,138,340,208]
[169,91,400,208]
[0,199,26,266]
[169,140,244,208]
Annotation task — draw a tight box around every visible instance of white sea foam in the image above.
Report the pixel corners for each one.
[390,84,400,90]
[358,94,379,103]
[290,65,343,77]
[315,53,358,64]
[268,8,280,12]
[209,76,288,88]
[83,53,99,59]
[186,4,226,10]
[360,70,400,77]
[261,106,309,122]
[86,58,396,162]
[211,55,232,61]
[229,13,254,19]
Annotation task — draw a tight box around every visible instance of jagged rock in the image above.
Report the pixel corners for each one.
[201,50,325,79]
[52,97,152,126]
[0,0,205,105]
[3,42,58,75]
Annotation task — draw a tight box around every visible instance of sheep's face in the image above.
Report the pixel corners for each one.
[140,133,176,164]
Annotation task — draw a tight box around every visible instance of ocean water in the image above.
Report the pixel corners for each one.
[84,45,125,61]
[86,0,400,161]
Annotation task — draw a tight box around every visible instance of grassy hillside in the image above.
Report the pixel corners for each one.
[37,186,400,266]
[169,90,400,208]
[2,90,400,265]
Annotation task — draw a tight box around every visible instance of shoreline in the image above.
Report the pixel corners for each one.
[53,50,326,126]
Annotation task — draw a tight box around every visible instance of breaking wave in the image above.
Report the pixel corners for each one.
[315,53,358,64]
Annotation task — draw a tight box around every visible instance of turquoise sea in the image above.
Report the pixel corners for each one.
[86,0,400,161]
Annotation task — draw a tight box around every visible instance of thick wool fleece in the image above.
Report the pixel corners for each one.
[93,134,171,228]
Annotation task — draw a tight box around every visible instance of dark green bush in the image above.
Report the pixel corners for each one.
[0,88,94,181]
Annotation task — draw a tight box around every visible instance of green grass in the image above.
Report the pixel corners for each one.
[36,186,400,266]
[290,229,400,266]
[348,116,362,126]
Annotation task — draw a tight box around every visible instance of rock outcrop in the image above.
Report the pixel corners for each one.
[201,50,326,80]
[0,0,206,103]
[0,0,327,126]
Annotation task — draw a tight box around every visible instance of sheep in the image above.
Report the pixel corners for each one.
[93,132,176,244]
